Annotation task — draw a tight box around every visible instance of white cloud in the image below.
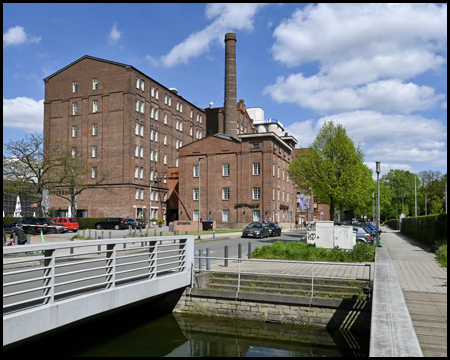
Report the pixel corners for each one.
[266,3,447,113]
[159,3,266,67]
[286,110,447,171]
[3,26,41,47]
[108,23,121,44]
[3,97,44,133]
[442,101,447,109]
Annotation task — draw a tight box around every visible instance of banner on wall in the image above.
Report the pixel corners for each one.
[298,194,305,211]
[305,195,311,211]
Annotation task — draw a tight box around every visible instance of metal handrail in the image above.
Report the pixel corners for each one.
[3,236,192,314]
[194,255,371,302]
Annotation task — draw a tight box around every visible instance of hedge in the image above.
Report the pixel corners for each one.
[387,219,399,230]
[401,213,447,249]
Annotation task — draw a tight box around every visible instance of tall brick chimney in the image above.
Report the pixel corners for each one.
[224,32,238,139]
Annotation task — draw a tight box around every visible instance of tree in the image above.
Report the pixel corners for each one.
[3,134,65,216]
[48,148,113,217]
[381,169,417,217]
[288,120,368,220]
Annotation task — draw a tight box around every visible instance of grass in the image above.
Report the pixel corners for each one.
[251,241,376,263]
[435,244,447,268]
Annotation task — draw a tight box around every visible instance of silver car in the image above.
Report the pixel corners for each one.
[353,227,374,245]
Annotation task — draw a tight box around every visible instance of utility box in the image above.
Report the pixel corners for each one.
[334,225,355,250]
[315,221,334,249]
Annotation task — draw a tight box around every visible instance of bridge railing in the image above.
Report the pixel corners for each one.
[3,237,193,315]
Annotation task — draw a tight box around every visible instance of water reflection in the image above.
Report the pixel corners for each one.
[4,303,369,357]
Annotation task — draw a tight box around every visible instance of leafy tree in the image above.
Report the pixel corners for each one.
[3,134,65,216]
[429,197,443,215]
[288,120,368,220]
[381,169,417,217]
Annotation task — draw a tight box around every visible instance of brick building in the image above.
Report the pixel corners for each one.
[43,55,206,222]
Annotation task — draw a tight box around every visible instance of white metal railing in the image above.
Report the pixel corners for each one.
[3,237,193,315]
[194,255,371,302]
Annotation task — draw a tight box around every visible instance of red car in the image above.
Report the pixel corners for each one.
[51,217,79,232]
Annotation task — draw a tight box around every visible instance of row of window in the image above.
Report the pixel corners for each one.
[72,79,98,93]
[71,146,98,158]
[133,188,169,202]
[193,187,261,201]
[192,163,281,178]
[72,124,98,137]
[72,100,98,115]
[273,164,289,182]
[191,209,293,223]
[237,122,248,133]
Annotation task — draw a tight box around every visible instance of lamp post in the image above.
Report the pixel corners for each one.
[424,193,428,216]
[372,192,375,223]
[376,161,381,247]
[198,157,205,239]
[414,174,417,217]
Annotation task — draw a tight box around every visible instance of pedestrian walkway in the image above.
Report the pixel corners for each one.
[382,229,447,357]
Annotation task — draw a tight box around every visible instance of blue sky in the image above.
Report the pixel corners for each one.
[3,3,447,177]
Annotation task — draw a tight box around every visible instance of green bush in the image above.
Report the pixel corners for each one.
[77,218,106,230]
[401,213,447,249]
[251,241,375,263]
[435,244,447,268]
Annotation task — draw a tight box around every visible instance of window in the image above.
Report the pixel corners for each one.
[245,126,247,133]
[253,210,261,222]
[136,76,140,89]
[150,150,154,161]
[168,96,172,106]
[140,124,144,137]
[222,210,230,222]
[223,164,230,176]
[283,190,285,202]
[72,81,77,93]
[222,188,230,200]
[150,191,154,201]
[179,140,182,148]
[190,126,193,136]
[140,101,144,114]
[155,191,159,201]
[180,103,183,112]
[196,113,199,122]
[155,151,158,162]
[135,99,139,112]
[175,157,179,167]
[240,123,243,132]
[253,162,261,175]
[72,102,78,115]
[273,188,275,201]
[93,100,98,113]
[140,167,143,179]
[71,147,77,158]
[92,167,97,179]
[135,122,139,135]
[93,78,98,90]
[283,169,285,181]
[154,131,158,142]
[253,187,261,200]
[155,88,159,99]
[140,79,144,91]
[277,188,280,201]
[273,164,275,177]
[176,120,179,130]
[164,113,167,124]
[140,146,144,158]
[193,165,199,177]
[176,139,179,149]
[135,166,139,178]
[176,101,179,111]
[164,93,167,104]
[92,145,97,158]
[278,166,280,178]
[151,86,155,97]
[179,121,182,132]
[164,134,167,145]
[190,109,193,118]
[193,210,199,221]
[155,108,158,120]
[199,115,202,123]
[93,123,98,136]
[150,170,154,181]
[72,125,77,137]
[140,189,144,200]
[193,188,199,200]
[135,188,139,200]
[163,154,167,165]
[151,129,154,141]
[135,145,139,157]
[151,106,154,119]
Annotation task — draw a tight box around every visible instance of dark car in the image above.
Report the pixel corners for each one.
[4,217,49,235]
[353,227,374,245]
[42,219,68,234]
[242,223,270,238]
[94,217,128,230]
[267,223,281,237]
[125,218,145,230]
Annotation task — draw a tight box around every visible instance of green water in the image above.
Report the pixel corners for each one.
[4,302,369,357]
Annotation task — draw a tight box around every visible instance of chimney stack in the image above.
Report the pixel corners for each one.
[224,32,238,139]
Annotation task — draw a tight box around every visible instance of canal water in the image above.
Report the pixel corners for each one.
[4,302,369,357]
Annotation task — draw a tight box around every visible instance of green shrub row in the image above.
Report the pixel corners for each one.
[435,244,447,268]
[387,219,399,230]
[401,213,447,249]
[251,241,375,263]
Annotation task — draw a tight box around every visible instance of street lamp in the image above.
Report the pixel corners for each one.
[376,161,381,247]
[198,157,205,239]
[372,192,375,223]
[424,193,428,216]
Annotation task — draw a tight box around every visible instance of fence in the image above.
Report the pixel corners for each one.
[3,236,193,315]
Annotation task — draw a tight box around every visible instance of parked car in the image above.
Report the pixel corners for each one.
[267,222,281,236]
[94,217,128,230]
[45,219,68,234]
[242,223,270,238]
[51,217,79,232]
[4,217,50,235]
[125,218,144,229]
[353,227,374,245]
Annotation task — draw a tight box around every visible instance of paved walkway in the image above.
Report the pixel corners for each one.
[382,228,447,357]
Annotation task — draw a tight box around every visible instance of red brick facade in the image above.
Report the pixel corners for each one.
[43,56,206,222]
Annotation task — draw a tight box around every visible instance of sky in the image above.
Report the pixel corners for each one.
[3,3,447,178]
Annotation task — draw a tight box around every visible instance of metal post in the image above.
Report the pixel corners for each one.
[311,262,314,300]
[213,229,215,239]
[83,230,85,239]
[248,242,252,259]
[224,246,228,267]
[199,249,203,274]
[70,237,74,255]
[160,231,162,237]
[95,231,97,240]
[376,161,382,247]
[146,228,149,237]
[89,229,91,239]
[134,228,137,237]
[154,229,157,237]
[129,225,132,235]
[238,243,242,259]
[206,248,210,270]
[372,191,375,222]
[140,227,142,237]
[177,230,179,235]
[109,231,111,239]
[102,231,104,239]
